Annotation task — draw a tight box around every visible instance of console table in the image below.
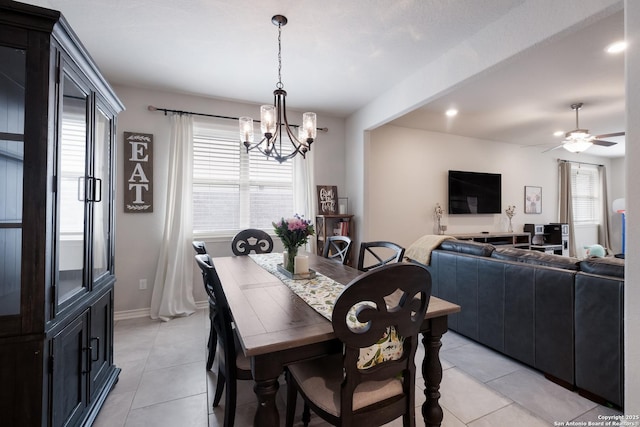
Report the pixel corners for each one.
[449,232,531,249]
[531,244,564,255]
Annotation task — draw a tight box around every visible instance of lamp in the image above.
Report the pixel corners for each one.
[562,103,594,153]
[239,15,317,163]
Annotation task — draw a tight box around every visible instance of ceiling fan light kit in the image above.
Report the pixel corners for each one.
[543,102,623,153]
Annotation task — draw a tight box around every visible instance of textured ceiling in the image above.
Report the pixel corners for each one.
[19,0,625,157]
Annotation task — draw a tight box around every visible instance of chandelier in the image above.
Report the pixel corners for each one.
[239,15,317,163]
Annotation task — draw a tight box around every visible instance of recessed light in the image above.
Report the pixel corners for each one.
[554,131,564,137]
[445,109,458,117]
[606,41,627,54]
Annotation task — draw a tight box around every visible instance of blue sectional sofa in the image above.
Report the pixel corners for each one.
[414,239,624,408]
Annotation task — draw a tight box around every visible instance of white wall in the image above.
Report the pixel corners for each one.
[368,125,620,251]
[112,84,346,314]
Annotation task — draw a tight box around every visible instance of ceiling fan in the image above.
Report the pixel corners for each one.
[544,103,625,153]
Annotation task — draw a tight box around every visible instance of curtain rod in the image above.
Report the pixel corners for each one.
[147,105,328,132]
[557,159,604,167]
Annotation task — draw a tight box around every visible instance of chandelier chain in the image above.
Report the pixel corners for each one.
[277,22,283,89]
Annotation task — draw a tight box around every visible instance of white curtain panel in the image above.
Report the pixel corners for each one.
[293,153,317,253]
[150,114,197,321]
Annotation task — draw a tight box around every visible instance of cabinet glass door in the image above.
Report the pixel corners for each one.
[57,73,89,306]
[92,107,112,283]
[0,46,26,317]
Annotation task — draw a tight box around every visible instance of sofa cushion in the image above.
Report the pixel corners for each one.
[439,240,494,256]
[491,247,580,270]
[579,257,625,278]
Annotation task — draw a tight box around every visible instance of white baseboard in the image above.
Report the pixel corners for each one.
[114,300,209,321]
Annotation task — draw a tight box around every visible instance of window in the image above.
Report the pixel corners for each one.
[571,164,600,224]
[192,119,294,235]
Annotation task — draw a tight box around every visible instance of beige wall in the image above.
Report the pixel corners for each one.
[112,84,346,315]
[368,125,621,252]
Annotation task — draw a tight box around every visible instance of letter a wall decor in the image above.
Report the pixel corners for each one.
[124,132,153,213]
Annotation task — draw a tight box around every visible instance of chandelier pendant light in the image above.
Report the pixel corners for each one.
[239,15,317,163]
[563,103,594,153]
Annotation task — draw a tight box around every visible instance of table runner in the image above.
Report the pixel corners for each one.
[249,253,403,368]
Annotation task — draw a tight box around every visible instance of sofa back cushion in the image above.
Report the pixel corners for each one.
[439,240,495,256]
[579,257,625,278]
[491,247,580,270]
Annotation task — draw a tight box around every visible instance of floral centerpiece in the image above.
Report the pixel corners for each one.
[273,214,315,272]
[505,205,516,232]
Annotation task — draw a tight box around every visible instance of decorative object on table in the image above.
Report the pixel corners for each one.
[239,15,325,163]
[434,203,444,234]
[524,186,542,214]
[505,205,516,232]
[123,131,153,213]
[317,185,338,214]
[273,214,315,273]
[276,263,317,280]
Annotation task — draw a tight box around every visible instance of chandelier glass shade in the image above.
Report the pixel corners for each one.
[239,15,317,163]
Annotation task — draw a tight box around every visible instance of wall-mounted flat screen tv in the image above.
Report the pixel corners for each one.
[448,170,501,214]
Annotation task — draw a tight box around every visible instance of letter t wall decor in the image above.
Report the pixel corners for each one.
[124,132,154,212]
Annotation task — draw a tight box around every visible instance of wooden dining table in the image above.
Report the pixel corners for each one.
[213,252,461,427]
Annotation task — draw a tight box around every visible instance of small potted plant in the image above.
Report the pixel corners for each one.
[505,205,516,232]
[434,203,444,234]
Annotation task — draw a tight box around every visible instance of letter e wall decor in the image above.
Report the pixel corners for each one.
[124,132,153,212]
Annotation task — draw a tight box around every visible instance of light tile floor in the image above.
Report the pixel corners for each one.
[94,309,622,427]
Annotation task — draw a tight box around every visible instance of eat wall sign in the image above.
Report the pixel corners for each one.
[123,132,153,213]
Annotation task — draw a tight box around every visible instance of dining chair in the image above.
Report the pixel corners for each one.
[231,228,274,255]
[195,254,253,427]
[322,235,353,265]
[285,262,432,427]
[192,241,218,370]
[192,240,207,255]
[357,241,406,272]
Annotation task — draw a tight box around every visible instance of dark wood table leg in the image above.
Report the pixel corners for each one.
[422,317,448,427]
[252,356,282,427]
[253,378,279,427]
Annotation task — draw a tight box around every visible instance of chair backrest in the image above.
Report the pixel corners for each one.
[331,262,431,425]
[192,240,208,255]
[357,241,405,272]
[231,229,274,255]
[322,235,353,265]
[194,255,238,366]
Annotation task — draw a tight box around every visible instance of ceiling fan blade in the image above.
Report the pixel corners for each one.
[595,132,625,139]
[542,144,565,153]
[592,139,617,147]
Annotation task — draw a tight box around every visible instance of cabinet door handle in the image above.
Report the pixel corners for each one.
[77,176,86,201]
[90,336,100,362]
[82,345,92,373]
[94,178,102,203]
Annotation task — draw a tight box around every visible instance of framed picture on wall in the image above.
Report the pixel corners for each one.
[524,186,542,214]
[317,185,338,214]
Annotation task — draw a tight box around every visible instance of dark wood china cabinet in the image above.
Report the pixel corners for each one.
[0,1,123,425]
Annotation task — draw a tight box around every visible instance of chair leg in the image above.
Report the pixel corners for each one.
[285,370,297,427]
[302,403,311,427]
[213,367,225,408]
[224,375,237,427]
[206,326,217,370]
